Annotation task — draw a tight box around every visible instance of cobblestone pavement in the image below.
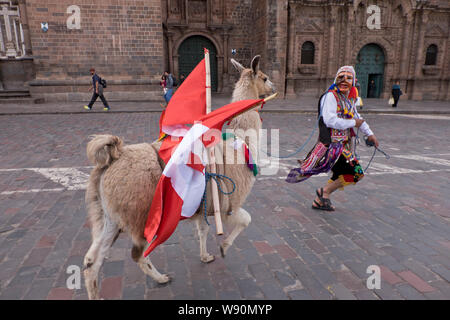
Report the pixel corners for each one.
[0,110,449,300]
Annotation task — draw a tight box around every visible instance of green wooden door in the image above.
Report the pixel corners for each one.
[355,44,385,98]
[178,36,218,92]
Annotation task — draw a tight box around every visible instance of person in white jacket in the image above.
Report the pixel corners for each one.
[286,66,379,211]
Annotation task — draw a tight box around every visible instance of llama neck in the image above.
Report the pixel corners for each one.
[231,78,259,102]
[229,79,261,132]
[228,110,262,167]
[229,81,262,164]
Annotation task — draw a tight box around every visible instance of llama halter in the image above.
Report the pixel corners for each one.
[222,132,259,176]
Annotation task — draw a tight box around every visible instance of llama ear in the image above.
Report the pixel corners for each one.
[231,59,245,73]
[251,55,260,75]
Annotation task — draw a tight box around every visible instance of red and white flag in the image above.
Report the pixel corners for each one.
[161,57,207,135]
[158,57,207,164]
[143,98,264,257]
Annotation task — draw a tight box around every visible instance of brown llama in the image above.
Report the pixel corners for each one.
[83,55,276,299]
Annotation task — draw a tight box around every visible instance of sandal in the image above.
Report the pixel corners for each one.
[312,188,335,211]
[316,188,324,199]
[312,200,335,211]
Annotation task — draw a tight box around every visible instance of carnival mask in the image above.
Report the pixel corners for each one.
[336,74,354,85]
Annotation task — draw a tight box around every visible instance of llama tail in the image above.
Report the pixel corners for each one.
[85,134,123,232]
[86,134,124,169]
[84,135,123,265]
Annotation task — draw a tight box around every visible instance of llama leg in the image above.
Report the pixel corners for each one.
[195,215,215,263]
[220,208,251,257]
[84,219,121,269]
[83,232,102,269]
[137,254,170,284]
[131,238,170,284]
[83,202,104,269]
[83,213,119,300]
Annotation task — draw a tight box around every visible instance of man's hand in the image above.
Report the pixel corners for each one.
[354,119,365,128]
[367,135,379,148]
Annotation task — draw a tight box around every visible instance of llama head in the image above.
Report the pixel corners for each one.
[231,55,276,99]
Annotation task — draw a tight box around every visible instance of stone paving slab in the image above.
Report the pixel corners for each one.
[0,111,449,300]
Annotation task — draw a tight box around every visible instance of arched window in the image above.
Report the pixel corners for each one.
[425,44,438,65]
[301,41,315,65]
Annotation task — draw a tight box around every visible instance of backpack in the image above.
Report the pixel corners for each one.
[172,76,178,87]
[317,92,332,145]
[99,77,107,88]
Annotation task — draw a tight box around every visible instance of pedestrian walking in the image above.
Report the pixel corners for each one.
[179,73,186,86]
[286,65,379,211]
[163,71,174,104]
[84,68,110,111]
[160,75,167,94]
[160,74,168,109]
[368,79,376,98]
[355,80,363,110]
[391,80,402,108]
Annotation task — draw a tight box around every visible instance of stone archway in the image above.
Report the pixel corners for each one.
[355,43,386,98]
[177,35,219,92]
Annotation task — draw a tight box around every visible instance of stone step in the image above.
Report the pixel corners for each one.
[0,97,39,104]
[0,90,41,104]
[0,90,31,98]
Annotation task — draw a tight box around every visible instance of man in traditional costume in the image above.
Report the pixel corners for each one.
[286,66,379,211]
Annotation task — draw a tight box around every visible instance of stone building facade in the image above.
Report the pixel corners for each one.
[2,0,450,102]
[23,0,164,101]
[283,0,450,100]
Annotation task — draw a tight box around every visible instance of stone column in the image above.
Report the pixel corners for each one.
[266,0,288,98]
[285,3,296,98]
[414,10,429,78]
[222,30,230,93]
[223,31,229,74]
[18,0,32,56]
[398,12,414,98]
[327,6,338,80]
[319,5,330,93]
[412,10,429,100]
[405,10,420,99]
[440,26,450,100]
[167,31,174,74]
[0,5,18,57]
[399,12,414,80]
[217,53,223,93]
[345,6,354,65]
[173,54,179,79]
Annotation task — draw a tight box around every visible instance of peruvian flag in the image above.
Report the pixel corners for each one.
[161,57,207,133]
[157,57,207,163]
[143,98,264,257]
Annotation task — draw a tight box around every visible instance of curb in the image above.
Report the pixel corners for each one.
[2,109,450,116]
[261,109,450,115]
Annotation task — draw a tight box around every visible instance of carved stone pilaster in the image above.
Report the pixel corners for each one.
[398,12,412,79]
[18,0,31,57]
[223,31,230,74]
[327,5,338,77]
[167,31,174,74]
[414,10,430,77]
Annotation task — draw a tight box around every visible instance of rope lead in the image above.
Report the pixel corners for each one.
[201,172,236,225]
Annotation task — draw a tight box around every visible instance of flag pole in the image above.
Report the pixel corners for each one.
[205,48,224,236]
[228,92,278,121]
